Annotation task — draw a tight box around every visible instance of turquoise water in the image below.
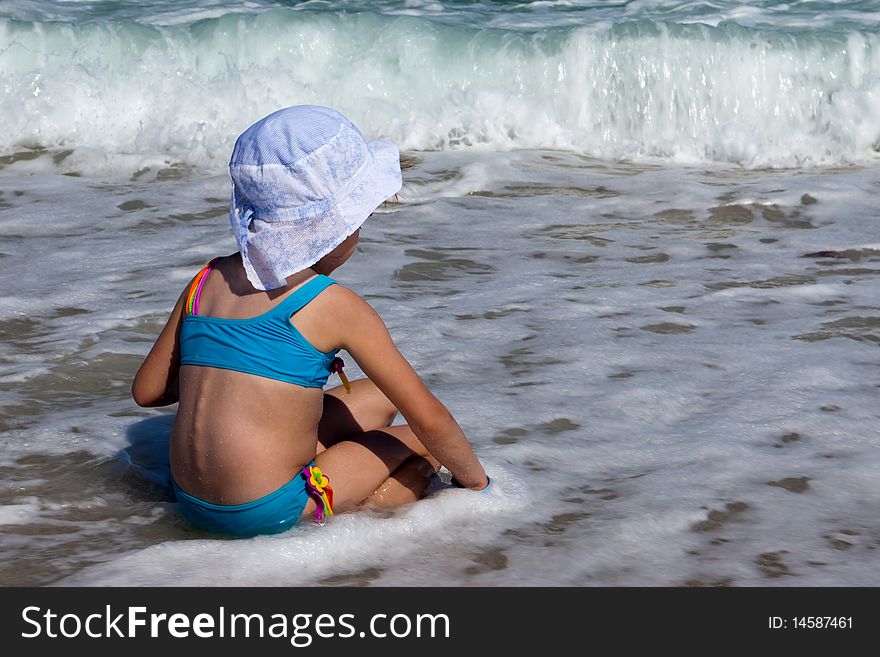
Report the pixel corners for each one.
[2,1,880,587]
[1,1,878,168]
[2,1,880,31]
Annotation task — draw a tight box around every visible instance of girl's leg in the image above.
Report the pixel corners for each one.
[318,378,397,451]
[318,377,438,467]
[305,426,437,516]
[363,456,438,509]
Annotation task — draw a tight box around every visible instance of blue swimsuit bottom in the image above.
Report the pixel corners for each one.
[172,462,314,537]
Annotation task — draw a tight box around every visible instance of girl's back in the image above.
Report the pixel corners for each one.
[170,253,335,505]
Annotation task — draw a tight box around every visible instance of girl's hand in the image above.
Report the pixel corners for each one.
[452,475,492,492]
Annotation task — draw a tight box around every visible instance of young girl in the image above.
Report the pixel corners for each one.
[131,105,489,536]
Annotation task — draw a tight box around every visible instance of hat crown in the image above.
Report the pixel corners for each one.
[231,105,363,166]
[230,105,369,210]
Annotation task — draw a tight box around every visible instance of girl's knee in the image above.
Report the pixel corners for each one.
[397,455,437,495]
[355,377,397,426]
[409,455,437,478]
[365,455,437,509]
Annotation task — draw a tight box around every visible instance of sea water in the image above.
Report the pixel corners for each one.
[1,1,879,586]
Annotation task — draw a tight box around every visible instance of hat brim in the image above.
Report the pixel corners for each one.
[334,138,403,236]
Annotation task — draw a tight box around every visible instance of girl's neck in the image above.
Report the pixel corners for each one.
[224,253,318,298]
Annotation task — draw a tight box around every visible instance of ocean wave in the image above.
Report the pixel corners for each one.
[1,10,879,171]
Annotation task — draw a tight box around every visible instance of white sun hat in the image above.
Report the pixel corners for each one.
[229,105,402,290]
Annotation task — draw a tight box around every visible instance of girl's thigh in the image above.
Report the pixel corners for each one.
[311,425,419,513]
[317,378,397,451]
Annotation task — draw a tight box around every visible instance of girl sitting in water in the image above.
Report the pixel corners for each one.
[131,105,490,536]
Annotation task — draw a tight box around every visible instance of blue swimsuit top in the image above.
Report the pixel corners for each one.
[179,261,339,388]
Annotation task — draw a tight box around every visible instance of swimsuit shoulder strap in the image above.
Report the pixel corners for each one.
[271,274,336,318]
[185,257,222,316]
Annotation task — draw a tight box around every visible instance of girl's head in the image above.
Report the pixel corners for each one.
[312,227,360,276]
[228,105,401,290]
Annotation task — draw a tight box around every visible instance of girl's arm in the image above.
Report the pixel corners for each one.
[131,287,188,407]
[331,287,489,489]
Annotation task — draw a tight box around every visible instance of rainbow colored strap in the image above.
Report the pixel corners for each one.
[303,465,335,524]
[185,257,222,316]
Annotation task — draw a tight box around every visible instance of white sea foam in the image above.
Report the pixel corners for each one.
[1,9,879,171]
[0,497,41,524]
[59,470,527,586]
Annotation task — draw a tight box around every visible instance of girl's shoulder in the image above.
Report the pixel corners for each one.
[320,281,377,318]
[316,281,390,334]
[291,281,387,355]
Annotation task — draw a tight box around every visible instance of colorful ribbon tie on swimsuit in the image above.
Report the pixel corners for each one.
[330,356,351,393]
[303,465,335,524]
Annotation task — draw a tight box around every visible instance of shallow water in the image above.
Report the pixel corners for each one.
[1,147,878,586]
